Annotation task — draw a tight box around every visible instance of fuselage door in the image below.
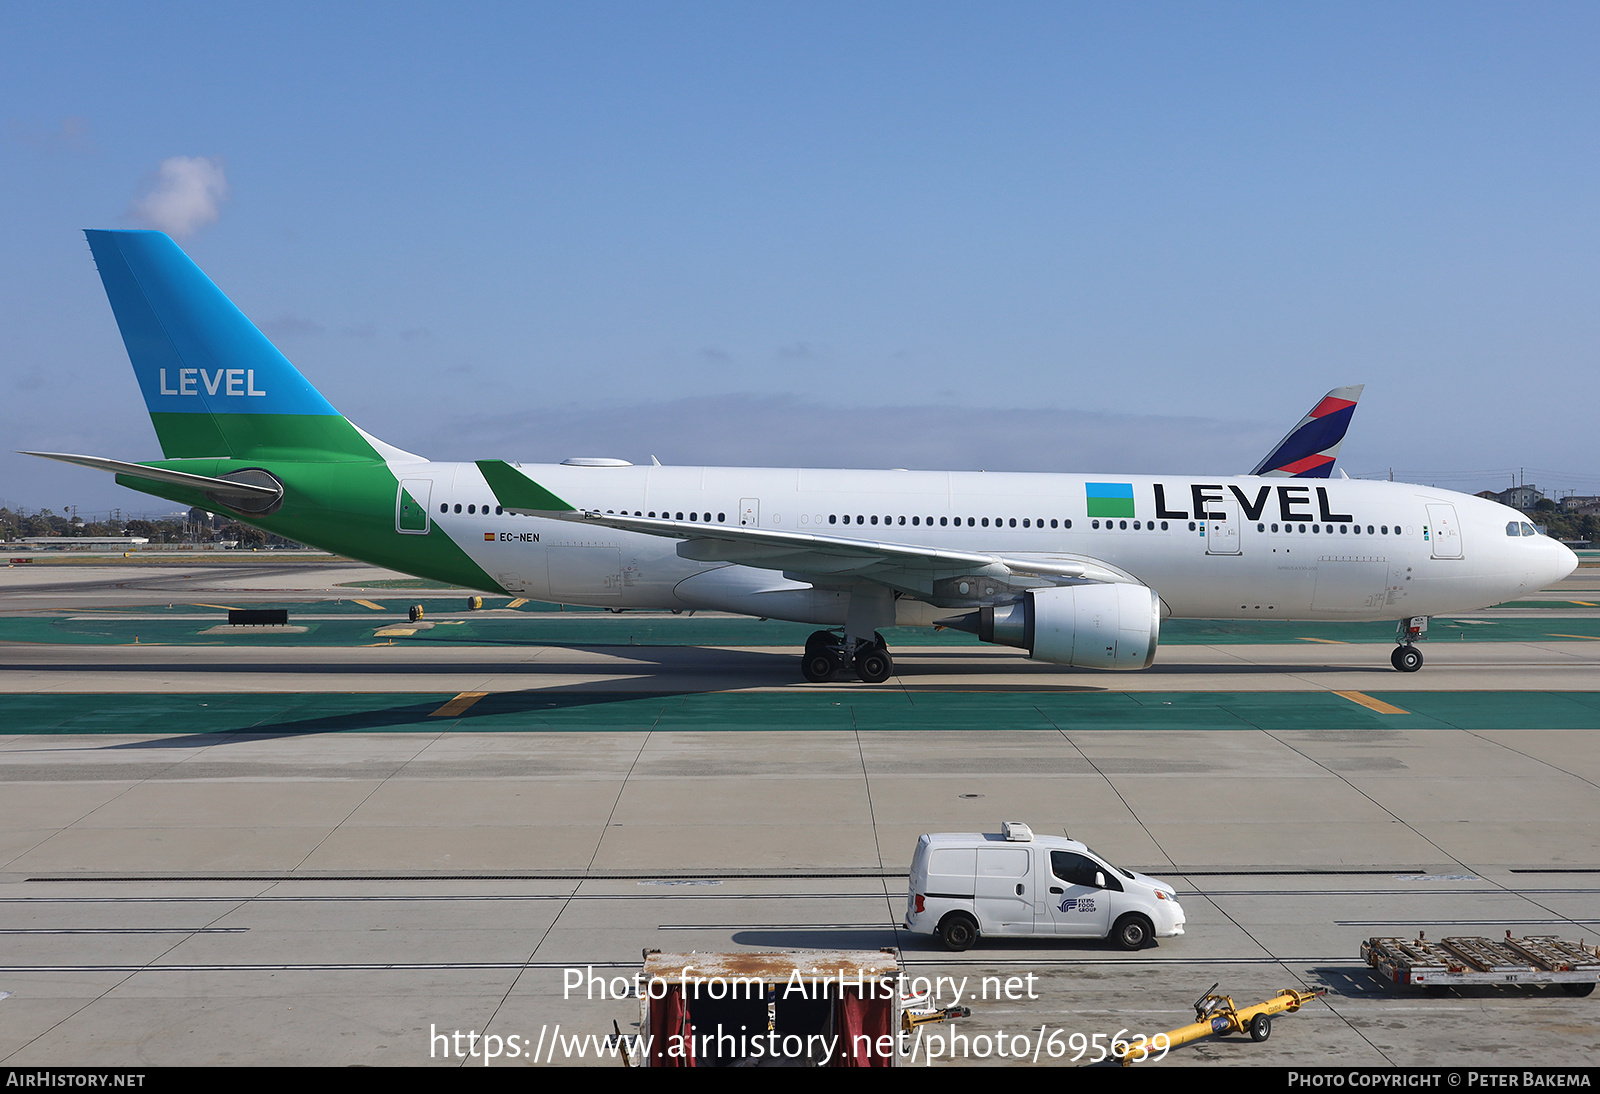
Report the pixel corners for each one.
[1426,504,1463,559]
[397,478,431,534]
[739,498,760,527]
[1206,498,1242,555]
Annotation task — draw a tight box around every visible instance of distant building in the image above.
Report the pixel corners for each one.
[1482,485,1544,510]
[1559,495,1600,516]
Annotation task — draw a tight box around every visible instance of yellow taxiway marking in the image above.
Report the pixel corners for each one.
[1547,633,1600,641]
[1296,637,1348,645]
[430,692,488,718]
[1335,691,1410,715]
[507,598,529,608]
[192,603,238,611]
[373,627,416,637]
[352,599,386,611]
[1569,601,1597,607]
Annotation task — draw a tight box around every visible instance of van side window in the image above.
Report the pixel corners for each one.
[1051,851,1124,891]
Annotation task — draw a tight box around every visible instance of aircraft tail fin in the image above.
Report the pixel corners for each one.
[84,229,381,462]
[1250,384,1364,478]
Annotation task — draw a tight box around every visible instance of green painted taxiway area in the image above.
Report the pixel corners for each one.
[4,688,1599,736]
[4,606,1600,648]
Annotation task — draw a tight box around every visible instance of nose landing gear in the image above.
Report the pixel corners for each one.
[799,630,894,683]
[1391,616,1428,672]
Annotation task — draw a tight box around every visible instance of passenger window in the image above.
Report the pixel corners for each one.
[439,503,447,514]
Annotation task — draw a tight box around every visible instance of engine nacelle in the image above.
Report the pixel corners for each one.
[974,583,1160,670]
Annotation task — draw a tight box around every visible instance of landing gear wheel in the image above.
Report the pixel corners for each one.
[855,646,893,683]
[801,649,840,683]
[805,629,839,655]
[1248,1013,1272,1042]
[1391,645,1423,672]
[937,913,978,952]
[1112,914,1152,951]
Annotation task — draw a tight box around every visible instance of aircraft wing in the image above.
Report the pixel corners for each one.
[476,459,1139,595]
[1250,384,1364,477]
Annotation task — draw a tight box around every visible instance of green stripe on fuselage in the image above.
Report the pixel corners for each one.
[476,459,575,511]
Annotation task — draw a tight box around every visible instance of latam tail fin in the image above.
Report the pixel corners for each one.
[84,229,383,462]
[1250,384,1364,478]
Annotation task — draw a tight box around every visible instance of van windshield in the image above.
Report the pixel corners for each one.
[1085,848,1136,880]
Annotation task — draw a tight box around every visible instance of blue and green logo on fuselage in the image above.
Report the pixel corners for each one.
[1086,482,1136,519]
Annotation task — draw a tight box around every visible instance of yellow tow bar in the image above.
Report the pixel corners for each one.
[1116,983,1325,1065]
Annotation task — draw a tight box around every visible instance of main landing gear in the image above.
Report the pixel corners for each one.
[801,630,894,684]
[1391,616,1428,673]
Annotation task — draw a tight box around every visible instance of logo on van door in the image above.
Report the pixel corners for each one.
[1060,897,1096,913]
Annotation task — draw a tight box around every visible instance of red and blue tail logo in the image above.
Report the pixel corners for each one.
[1250,385,1364,478]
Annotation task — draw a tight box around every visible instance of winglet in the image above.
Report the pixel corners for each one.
[476,460,576,511]
[1250,384,1364,478]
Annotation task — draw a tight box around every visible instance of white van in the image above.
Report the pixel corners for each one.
[904,822,1186,951]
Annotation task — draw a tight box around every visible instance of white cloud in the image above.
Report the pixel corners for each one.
[128,156,229,238]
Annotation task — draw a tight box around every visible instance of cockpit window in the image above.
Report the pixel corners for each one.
[1520,522,1538,536]
[1506,521,1522,536]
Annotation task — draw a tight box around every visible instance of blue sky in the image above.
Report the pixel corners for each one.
[4,3,1598,515]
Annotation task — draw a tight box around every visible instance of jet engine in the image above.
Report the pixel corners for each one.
[946,583,1160,670]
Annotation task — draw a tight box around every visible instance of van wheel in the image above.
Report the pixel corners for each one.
[937,913,978,952]
[1112,914,1152,951]
[1248,1013,1271,1042]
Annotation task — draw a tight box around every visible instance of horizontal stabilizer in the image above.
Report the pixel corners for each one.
[20,451,283,509]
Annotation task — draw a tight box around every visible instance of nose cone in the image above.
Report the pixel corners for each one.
[1550,539,1581,585]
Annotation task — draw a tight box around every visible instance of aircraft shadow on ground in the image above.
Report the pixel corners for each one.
[98,685,689,748]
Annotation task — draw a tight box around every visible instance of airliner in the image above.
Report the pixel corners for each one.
[25,231,1578,683]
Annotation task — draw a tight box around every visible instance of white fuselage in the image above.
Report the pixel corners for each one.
[392,462,1577,628]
